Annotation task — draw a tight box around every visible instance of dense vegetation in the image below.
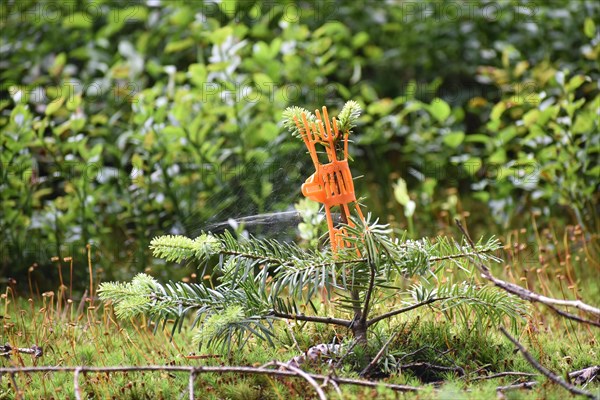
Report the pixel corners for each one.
[1,1,598,399]
[2,0,598,284]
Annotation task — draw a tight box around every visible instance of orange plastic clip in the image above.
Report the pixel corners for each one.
[294,106,365,252]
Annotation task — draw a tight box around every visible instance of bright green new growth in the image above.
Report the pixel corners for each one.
[97,273,159,319]
[281,106,315,138]
[336,100,362,133]
[149,233,221,263]
[281,100,362,138]
[99,215,526,354]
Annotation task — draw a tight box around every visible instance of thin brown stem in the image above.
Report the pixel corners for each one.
[360,260,376,327]
[470,371,537,381]
[367,297,447,327]
[0,365,424,394]
[271,310,352,327]
[264,361,327,400]
[496,381,538,392]
[360,324,403,377]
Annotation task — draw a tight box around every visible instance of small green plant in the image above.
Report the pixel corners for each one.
[99,105,526,361]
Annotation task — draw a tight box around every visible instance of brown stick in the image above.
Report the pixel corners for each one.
[264,361,327,400]
[367,297,447,327]
[360,325,402,377]
[470,371,537,381]
[9,373,21,400]
[455,220,600,328]
[74,367,82,400]
[399,362,465,376]
[271,310,352,327]
[188,370,196,400]
[496,381,538,391]
[0,364,424,394]
[499,326,596,399]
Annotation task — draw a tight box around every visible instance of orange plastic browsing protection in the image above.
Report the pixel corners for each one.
[294,106,365,252]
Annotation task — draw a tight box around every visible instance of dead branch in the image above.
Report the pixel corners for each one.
[570,366,600,386]
[455,219,600,328]
[360,325,402,377]
[74,367,82,400]
[0,364,425,396]
[0,344,43,358]
[263,361,327,400]
[499,326,596,399]
[496,381,538,392]
[398,361,465,376]
[188,370,196,400]
[470,371,537,381]
[271,310,352,327]
[367,297,447,327]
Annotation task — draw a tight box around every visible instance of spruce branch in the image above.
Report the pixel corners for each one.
[97,274,160,318]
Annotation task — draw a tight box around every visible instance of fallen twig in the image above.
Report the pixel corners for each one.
[263,361,327,400]
[398,361,465,376]
[455,220,600,328]
[0,364,425,397]
[570,366,600,386]
[334,339,359,369]
[74,367,82,400]
[496,381,538,392]
[470,371,537,381]
[0,344,43,358]
[499,326,596,399]
[360,323,404,377]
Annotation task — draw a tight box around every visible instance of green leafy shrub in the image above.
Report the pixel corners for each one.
[2,1,598,288]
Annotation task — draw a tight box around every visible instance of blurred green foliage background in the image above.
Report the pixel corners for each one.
[1,0,598,288]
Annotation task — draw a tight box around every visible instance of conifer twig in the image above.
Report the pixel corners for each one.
[360,260,377,327]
